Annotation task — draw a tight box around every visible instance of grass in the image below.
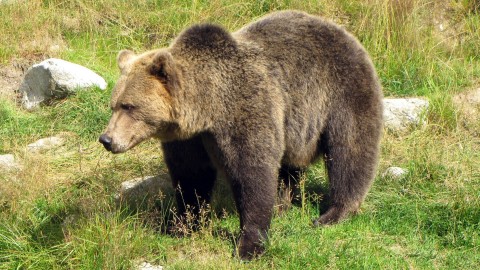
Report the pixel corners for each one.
[1,0,479,269]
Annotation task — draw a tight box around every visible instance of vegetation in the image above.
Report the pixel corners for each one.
[1,0,479,269]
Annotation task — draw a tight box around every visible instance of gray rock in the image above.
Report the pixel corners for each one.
[27,136,65,153]
[0,154,20,171]
[19,58,107,110]
[115,173,175,209]
[383,167,408,180]
[383,98,429,132]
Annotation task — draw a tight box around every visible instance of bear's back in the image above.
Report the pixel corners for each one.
[234,10,376,94]
[234,11,383,167]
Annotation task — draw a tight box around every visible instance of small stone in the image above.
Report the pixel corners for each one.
[0,154,20,171]
[116,173,174,209]
[48,44,62,53]
[383,167,408,180]
[383,98,429,132]
[138,262,163,270]
[27,136,65,153]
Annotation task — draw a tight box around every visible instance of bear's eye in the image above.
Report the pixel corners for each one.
[120,103,135,111]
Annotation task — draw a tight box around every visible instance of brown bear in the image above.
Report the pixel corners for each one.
[99,10,383,260]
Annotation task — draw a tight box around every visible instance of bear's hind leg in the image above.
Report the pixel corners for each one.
[162,136,217,231]
[314,116,381,226]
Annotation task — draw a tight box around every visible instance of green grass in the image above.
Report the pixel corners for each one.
[1,0,480,269]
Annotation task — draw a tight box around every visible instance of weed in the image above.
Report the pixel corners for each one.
[0,0,479,269]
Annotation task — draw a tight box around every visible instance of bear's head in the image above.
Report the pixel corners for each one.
[99,49,181,153]
[100,24,238,153]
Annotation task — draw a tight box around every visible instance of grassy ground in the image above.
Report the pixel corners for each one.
[1,0,479,269]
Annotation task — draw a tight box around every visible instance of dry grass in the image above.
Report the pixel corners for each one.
[0,0,479,269]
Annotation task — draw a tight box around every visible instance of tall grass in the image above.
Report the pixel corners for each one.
[0,0,479,269]
[2,0,478,94]
[335,0,479,96]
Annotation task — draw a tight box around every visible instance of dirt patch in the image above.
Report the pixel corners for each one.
[0,58,45,101]
[453,87,480,118]
[0,65,22,100]
[431,0,476,52]
[0,60,31,101]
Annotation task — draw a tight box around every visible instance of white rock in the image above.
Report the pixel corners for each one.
[383,98,429,132]
[19,58,107,110]
[0,154,20,171]
[116,173,174,208]
[138,262,163,270]
[383,167,408,180]
[27,136,65,153]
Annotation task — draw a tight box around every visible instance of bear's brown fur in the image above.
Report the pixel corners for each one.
[100,10,383,260]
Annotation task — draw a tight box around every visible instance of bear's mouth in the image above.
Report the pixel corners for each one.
[99,133,141,154]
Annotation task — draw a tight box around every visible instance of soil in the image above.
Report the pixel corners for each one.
[453,87,480,118]
[0,65,21,100]
[0,59,32,101]
[0,54,50,101]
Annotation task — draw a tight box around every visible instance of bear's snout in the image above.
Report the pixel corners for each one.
[99,134,113,152]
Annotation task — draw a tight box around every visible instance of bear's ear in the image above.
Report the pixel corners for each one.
[117,50,136,72]
[149,51,179,87]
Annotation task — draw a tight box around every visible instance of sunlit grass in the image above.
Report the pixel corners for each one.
[0,0,479,269]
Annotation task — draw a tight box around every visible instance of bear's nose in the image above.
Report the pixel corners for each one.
[99,134,113,152]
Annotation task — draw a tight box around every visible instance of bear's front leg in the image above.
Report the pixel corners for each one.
[226,164,277,260]
[162,137,217,233]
